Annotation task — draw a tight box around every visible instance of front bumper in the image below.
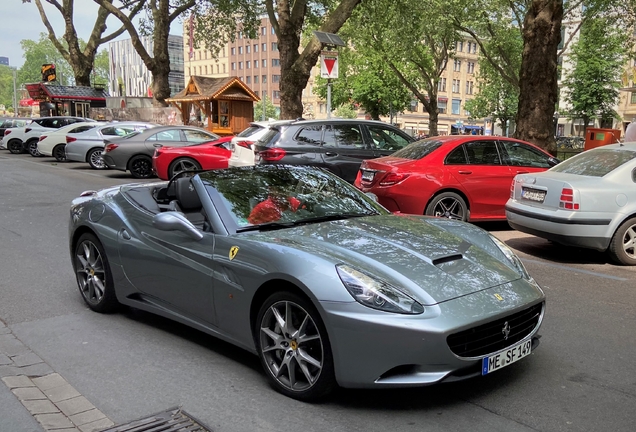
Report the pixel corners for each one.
[320,280,545,388]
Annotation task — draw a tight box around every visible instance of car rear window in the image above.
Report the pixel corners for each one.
[390,140,443,160]
[257,128,281,147]
[237,125,262,138]
[550,148,636,177]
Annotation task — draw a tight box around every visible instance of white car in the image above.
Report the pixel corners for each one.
[228,120,291,167]
[506,142,636,265]
[4,116,92,156]
[37,122,102,161]
[0,118,31,149]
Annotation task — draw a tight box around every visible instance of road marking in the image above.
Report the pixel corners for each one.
[522,258,630,281]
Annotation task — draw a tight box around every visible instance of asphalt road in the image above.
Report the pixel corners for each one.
[1,151,635,432]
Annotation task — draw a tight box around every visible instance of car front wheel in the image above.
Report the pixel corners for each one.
[609,217,636,265]
[73,233,119,313]
[425,191,469,221]
[128,155,154,179]
[255,291,335,401]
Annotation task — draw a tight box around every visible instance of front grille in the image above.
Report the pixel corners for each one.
[447,302,543,358]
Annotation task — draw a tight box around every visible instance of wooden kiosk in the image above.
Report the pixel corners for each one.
[166,76,260,136]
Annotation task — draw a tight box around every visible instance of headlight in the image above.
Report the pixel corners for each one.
[490,235,532,280]
[336,264,424,314]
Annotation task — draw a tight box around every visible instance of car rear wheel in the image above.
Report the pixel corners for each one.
[255,291,335,401]
[53,144,67,162]
[73,233,118,313]
[87,148,107,169]
[8,139,24,154]
[27,140,41,157]
[609,217,636,265]
[129,155,154,179]
[425,192,469,221]
[168,157,201,178]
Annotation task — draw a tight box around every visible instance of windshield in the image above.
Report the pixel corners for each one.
[390,139,443,160]
[200,166,388,229]
[550,148,636,177]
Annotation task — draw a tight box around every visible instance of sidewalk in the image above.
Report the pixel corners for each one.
[0,321,114,432]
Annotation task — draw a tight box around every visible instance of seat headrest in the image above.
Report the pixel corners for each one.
[175,177,202,211]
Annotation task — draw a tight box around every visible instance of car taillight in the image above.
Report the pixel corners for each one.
[153,148,161,157]
[66,136,77,143]
[237,140,254,149]
[4,130,11,136]
[25,128,32,133]
[104,144,118,153]
[510,179,515,198]
[379,172,410,186]
[259,148,286,161]
[559,187,579,210]
[39,135,47,142]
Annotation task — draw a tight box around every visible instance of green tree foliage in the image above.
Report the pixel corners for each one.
[254,96,280,120]
[19,33,74,86]
[562,15,631,133]
[0,66,17,111]
[313,46,411,120]
[333,104,357,119]
[93,49,109,86]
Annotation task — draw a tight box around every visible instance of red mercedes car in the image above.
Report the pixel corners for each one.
[152,136,233,180]
[355,135,559,221]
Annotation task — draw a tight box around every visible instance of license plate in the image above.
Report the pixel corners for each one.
[482,339,532,375]
[521,187,546,203]
[361,170,375,182]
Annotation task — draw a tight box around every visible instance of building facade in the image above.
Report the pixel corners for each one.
[108,35,184,98]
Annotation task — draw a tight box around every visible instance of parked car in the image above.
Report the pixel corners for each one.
[65,122,156,169]
[354,136,559,221]
[69,164,545,401]
[37,122,101,161]
[152,135,233,180]
[253,119,416,183]
[4,116,91,156]
[0,117,31,148]
[102,126,220,179]
[228,120,292,168]
[506,142,636,265]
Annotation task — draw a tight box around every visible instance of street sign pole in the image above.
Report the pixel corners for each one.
[12,67,18,117]
[327,79,332,119]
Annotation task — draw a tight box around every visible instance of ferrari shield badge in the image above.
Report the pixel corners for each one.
[494,293,504,301]
[229,246,239,260]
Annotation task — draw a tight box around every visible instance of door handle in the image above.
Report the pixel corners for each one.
[325,152,338,157]
[458,170,472,175]
[120,228,131,240]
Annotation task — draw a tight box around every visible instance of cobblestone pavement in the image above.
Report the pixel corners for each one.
[0,320,114,432]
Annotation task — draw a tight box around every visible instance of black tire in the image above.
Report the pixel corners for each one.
[8,139,24,154]
[254,291,336,401]
[73,233,119,313]
[168,157,201,178]
[425,191,469,221]
[27,139,41,157]
[128,155,154,179]
[87,148,107,169]
[53,144,67,162]
[608,217,636,265]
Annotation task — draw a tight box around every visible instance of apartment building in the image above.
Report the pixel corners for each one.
[618,57,636,134]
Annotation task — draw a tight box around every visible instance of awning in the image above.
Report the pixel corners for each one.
[463,125,483,130]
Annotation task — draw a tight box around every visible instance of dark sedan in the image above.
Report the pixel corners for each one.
[102,126,220,178]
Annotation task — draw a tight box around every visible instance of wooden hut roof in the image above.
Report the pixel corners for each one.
[166,76,260,103]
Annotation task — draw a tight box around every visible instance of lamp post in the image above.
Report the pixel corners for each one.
[12,67,18,117]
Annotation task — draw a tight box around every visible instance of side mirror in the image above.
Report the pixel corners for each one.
[152,211,203,241]
[548,157,560,167]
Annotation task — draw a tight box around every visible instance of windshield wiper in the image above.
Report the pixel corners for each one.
[236,212,378,233]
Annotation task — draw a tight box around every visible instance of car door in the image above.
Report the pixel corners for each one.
[446,140,513,218]
[497,140,554,175]
[321,123,373,183]
[117,204,217,325]
[365,124,414,157]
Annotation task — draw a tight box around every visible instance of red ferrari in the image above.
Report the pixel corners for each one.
[152,136,233,180]
[355,135,559,221]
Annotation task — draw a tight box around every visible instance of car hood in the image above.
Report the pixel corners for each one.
[249,214,522,305]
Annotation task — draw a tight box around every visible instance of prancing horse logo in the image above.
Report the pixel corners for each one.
[502,321,511,340]
[229,246,239,260]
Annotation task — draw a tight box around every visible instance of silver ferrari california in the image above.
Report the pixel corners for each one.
[69,165,545,400]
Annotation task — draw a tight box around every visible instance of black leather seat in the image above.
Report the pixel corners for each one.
[174,178,207,229]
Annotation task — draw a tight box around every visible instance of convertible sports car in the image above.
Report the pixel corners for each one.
[152,135,233,180]
[69,165,545,400]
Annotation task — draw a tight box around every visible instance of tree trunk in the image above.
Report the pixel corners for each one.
[66,53,94,86]
[515,0,563,154]
[150,2,172,107]
[278,27,307,119]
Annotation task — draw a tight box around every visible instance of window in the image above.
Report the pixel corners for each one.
[232,62,236,70]
[254,75,259,83]
[204,65,208,74]
[271,27,275,34]
[319,104,324,113]
[238,46,243,54]
[246,76,251,84]
[499,141,551,168]
[453,59,461,72]
[231,47,236,55]
[262,43,267,51]
[452,79,460,93]
[465,141,501,165]
[273,90,280,99]
[296,126,323,145]
[323,125,364,148]
[239,61,243,69]
[205,51,208,59]
[216,65,219,74]
[367,126,411,151]
[254,44,258,52]
[272,59,280,67]
[452,99,461,115]
[272,74,280,83]
[239,76,244,81]
[198,66,202,74]
[438,99,447,114]
[218,101,230,128]
[466,81,474,95]
[254,60,259,68]
[187,66,191,75]
[184,130,216,143]
[148,129,182,142]
[262,75,267,83]
[445,146,467,165]
[246,61,251,69]
[632,92,636,104]
[223,64,226,73]
[272,42,278,51]
[457,41,463,52]
[246,45,251,53]
[261,27,266,35]
[262,59,267,67]
[238,31,243,39]
[438,78,446,92]
[467,62,475,74]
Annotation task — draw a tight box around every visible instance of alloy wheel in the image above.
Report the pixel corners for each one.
[89,150,106,169]
[75,240,107,306]
[621,224,636,260]
[432,196,465,220]
[53,144,67,162]
[28,141,41,157]
[171,159,199,177]
[130,157,152,178]
[259,300,324,392]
